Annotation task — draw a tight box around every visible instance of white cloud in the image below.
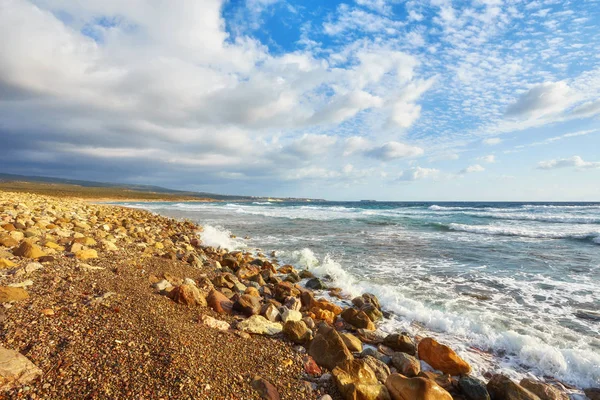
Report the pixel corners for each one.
[537,156,600,170]
[477,154,496,163]
[343,136,371,156]
[483,138,502,146]
[285,134,337,157]
[399,166,440,181]
[461,164,485,173]
[505,81,575,118]
[366,141,424,160]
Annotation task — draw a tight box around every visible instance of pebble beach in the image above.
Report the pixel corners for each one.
[0,191,597,400]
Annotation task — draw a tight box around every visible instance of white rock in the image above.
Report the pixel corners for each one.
[24,262,43,274]
[237,315,282,335]
[184,278,196,286]
[0,346,42,391]
[8,280,34,288]
[153,279,172,291]
[201,315,230,331]
[280,307,302,323]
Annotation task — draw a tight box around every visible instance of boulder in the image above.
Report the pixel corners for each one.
[261,303,281,322]
[584,388,600,400]
[340,332,363,353]
[233,294,261,316]
[417,338,470,375]
[75,249,98,260]
[238,315,282,336]
[12,241,46,259]
[519,379,568,400]
[308,324,354,371]
[459,376,490,400]
[283,296,302,312]
[0,287,29,303]
[383,334,416,355]
[280,307,302,323]
[391,352,420,377]
[332,359,391,400]
[169,284,207,306]
[283,320,313,344]
[251,376,280,400]
[274,281,300,302]
[385,373,453,400]
[207,289,234,314]
[341,308,376,330]
[486,374,541,400]
[358,329,388,345]
[361,303,384,322]
[0,346,42,391]
[363,355,391,384]
[306,278,326,290]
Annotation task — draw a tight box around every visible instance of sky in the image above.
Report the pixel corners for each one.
[0,0,599,201]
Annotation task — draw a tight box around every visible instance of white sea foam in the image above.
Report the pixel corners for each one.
[279,248,600,388]
[199,225,246,250]
[447,223,600,243]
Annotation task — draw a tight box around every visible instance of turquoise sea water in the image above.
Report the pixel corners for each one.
[122,201,600,390]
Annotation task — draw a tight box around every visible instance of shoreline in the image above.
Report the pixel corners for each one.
[0,191,595,399]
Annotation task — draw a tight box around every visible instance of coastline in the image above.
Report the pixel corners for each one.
[0,191,594,399]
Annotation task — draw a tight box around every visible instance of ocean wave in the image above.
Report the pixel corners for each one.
[278,248,600,388]
[446,223,600,243]
[199,225,247,250]
[463,211,600,224]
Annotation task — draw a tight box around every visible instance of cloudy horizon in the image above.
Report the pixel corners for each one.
[1,0,599,201]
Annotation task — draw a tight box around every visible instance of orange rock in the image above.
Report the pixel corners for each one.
[417,338,471,376]
[313,298,343,315]
[385,374,452,400]
[12,241,46,259]
[207,289,233,314]
[310,307,336,324]
[169,284,207,307]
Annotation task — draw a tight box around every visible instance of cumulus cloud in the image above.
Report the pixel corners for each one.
[398,166,440,181]
[505,81,575,118]
[461,164,485,174]
[366,141,424,160]
[483,138,502,146]
[537,156,600,170]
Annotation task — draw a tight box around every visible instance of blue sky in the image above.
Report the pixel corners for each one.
[0,0,599,200]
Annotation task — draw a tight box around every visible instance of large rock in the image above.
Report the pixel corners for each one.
[341,308,376,330]
[391,352,420,377]
[251,376,280,400]
[383,334,416,355]
[308,324,354,371]
[207,289,233,314]
[12,241,46,259]
[280,307,302,323]
[361,303,384,322]
[0,287,29,303]
[417,338,470,375]
[363,355,391,384]
[75,249,98,260]
[486,375,541,400]
[0,346,42,391]
[584,388,600,400]
[385,373,452,400]
[168,284,207,306]
[306,278,326,290]
[283,320,313,344]
[340,332,363,352]
[519,379,568,400]
[238,315,283,335]
[274,281,300,302]
[261,303,281,322]
[459,376,490,400]
[332,359,391,400]
[233,294,261,316]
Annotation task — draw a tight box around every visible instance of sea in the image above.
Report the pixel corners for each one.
[119,201,600,391]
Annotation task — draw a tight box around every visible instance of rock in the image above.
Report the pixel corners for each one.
[332,359,391,400]
[168,284,207,306]
[153,279,173,292]
[391,352,421,377]
[308,324,354,371]
[238,315,283,335]
[233,294,261,316]
[303,355,322,376]
[319,396,333,400]
[299,270,314,278]
[363,355,391,384]
[200,315,230,331]
[280,307,302,323]
[100,240,118,251]
[341,308,376,330]
[340,332,363,352]
[285,272,301,283]
[301,290,315,308]
[486,374,541,400]
[0,346,42,391]
[251,376,280,400]
[75,249,98,260]
[361,348,391,365]
[358,329,388,345]
[417,338,470,375]
[0,258,16,269]
[311,308,336,324]
[385,373,452,400]
[584,388,600,400]
[283,296,302,312]
[244,286,261,297]
[0,287,29,303]
[519,379,567,400]
[261,303,281,322]
[8,280,33,288]
[459,376,491,400]
[274,281,300,302]
[283,320,313,344]
[361,303,384,322]
[41,308,55,316]
[207,289,234,314]
[306,278,326,290]
[12,241,46,259]
[382,333,416,355]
